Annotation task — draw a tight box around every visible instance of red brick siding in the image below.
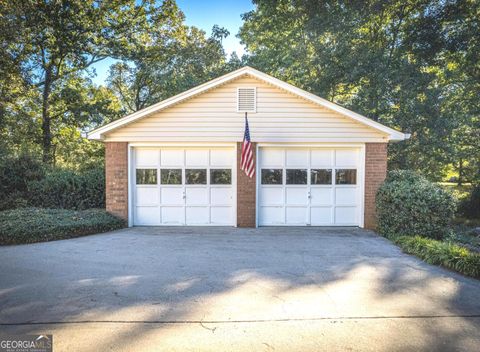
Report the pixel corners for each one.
[105,142,129,221]
[364,143,388,230]
[237,142,257,227]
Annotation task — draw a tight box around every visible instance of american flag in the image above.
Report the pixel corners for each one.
[241,113,255,178]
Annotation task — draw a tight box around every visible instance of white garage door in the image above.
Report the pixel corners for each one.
[133,147,235,226]
[258,148,361,226]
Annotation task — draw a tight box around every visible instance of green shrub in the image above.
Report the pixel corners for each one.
[0,153,45,210]
[376,170,456,239]
[389,235,480,278]
[458,184,480,219]
[0,152,105,211]
[28,167,105,210]
[0,208,125,245]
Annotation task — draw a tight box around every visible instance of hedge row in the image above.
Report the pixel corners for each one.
[0,208,125,245]
[28,168,105,210]
[389,235,480,279]
[0,153,105,211]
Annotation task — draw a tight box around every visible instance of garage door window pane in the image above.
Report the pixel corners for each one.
[261,169,283,184]
[136,169,157,184]
[286,169,307,184]
[311,169,332,185]
[186,169,207,184]
[161,169,182,185]
[210,169,231,184]
[335,169,357,185]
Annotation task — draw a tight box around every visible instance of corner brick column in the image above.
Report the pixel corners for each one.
[364,143,388,230]
[105,142,129,221]
[237,142,257,227]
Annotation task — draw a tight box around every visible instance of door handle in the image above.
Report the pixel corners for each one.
[307,191,311,199]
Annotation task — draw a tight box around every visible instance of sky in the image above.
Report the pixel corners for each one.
[91,0,254,85]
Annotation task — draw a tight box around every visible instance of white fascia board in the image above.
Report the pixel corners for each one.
[88,66,409,141]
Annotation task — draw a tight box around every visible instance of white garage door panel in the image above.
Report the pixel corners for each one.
[162,207,184,225]
[186,207,209,224]
[335,149,358,166]
[286,149,309,167]
[311,150,333,167]
[210,188,232,205]
[260,207,284,225]
[186,188,209,205]
[260,188,283,205]
[335,206,357,224]
[310,188,333,205]
[335,188,358,205]
[285,188,308,205]
[161,188,183,205]
[261,149,284,166]
[286,207,307,224]
[161,149,183,166]
[185,150,208,166]
[259,148,361,226]
[134,147,235,226]
[136,187,159,206]
[210,150,233,166]
[136,207,160,225]
[211,207,232,225]
[136,149,160,167]
[310,207,333,225]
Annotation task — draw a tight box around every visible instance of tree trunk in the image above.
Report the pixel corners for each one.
[458,159,463,186]
[42,66,53,164]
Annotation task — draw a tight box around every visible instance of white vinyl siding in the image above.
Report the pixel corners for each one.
[105,76,387,143]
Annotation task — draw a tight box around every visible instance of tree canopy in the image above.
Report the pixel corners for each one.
[0,0,477,184]
[239,0,479,182]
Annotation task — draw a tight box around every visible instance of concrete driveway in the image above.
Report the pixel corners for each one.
[0,227,479,351]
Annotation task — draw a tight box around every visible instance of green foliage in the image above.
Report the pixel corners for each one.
[0,208,125,245]
[239,0,480,182]
[376,170,456,239]
[106,1,241,114]
[0,0,174,163]
[0,152,104,210]
[389,235,480,279]
[458,185,480,219]
[0,0,241,167]
[1,0,478,189]
[0,153,45,210]
[28,168,105,210]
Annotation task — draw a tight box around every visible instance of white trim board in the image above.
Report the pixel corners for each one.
[88,66,409,141]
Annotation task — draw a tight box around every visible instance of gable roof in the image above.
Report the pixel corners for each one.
[88,66,409,141]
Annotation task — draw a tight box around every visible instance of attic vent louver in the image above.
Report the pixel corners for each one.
[237,87,256,113]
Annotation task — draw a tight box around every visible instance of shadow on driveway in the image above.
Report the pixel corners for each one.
[1,227,479,351]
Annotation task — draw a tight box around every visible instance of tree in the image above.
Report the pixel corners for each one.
[107,2,233,114]
[212,25,230,44]
[2,0,163,164]
[239,0,479,181]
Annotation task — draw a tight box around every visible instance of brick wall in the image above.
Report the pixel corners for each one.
[236,142,257,227]
[105,142,129,221]
[364,143,388,230]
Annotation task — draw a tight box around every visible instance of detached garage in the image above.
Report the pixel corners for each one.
[88,66,408,229]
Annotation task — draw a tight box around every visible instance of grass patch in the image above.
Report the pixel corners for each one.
[0,208,126,245]
[388,235,480,279]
